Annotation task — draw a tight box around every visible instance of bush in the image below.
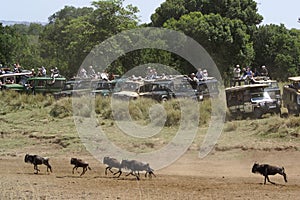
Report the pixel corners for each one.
[49,98,72,118]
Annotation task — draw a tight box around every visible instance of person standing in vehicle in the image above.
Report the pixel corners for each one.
[232,65,241,86]
[196,68,203,81]
[260,65,268,77]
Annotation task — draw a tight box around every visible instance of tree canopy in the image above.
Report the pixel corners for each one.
[0,0,300,82]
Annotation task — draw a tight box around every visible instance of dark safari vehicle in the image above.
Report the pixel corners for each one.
[226,84,281,119]
[139,79,176,102]
[0,71,32,92]
[197,77,219,98]
[91,80,117,97]
[53,78,98,98]
[27,76,66,95]
[282,76,300,116]
[52,79,80,99]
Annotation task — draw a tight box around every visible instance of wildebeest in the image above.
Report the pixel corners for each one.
[121,159,155,180]
[103,156,122,177]
[24,154,52,174]
[70,158,91,176]
[252,162,288,184]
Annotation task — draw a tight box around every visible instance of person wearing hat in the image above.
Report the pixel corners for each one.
[31,68,36,77]
[232,64,241,86]
[189,72,199,82]
[260,65,268,77]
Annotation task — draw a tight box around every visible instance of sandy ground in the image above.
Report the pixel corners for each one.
[1,148,299,200]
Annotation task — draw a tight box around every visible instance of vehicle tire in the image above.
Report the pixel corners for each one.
[161,97,168,102]
[295,109,300,117]
[287,106,292,116]
[253,108,263,119]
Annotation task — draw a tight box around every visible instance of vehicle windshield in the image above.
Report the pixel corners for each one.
[268,82,279,89]
[251,91,271,101]
[118,81,141,92]
[173,82,194,92]
[95,82,112,90]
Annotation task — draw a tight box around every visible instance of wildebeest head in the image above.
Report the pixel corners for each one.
[252,162,259,173]
[103,156,109,164]
[70,158,77,165]
[24,154,34,163]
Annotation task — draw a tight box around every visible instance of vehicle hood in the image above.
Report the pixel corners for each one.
[251,98,274,104]
[113,91,139,97]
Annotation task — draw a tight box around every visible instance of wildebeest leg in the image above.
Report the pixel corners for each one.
[44,160,52,173]
[125,171,132,176]
[105,167,110,175]
[80,167,87,176]
[133,171,140,180]
[105,166,114,175]
[266,175,275,184]
[283,173,288,183]
[34,165,40,174]
[151,171,156,177]
[46,164,52,173]
[125,171,137,178]
[125,171,140,180]
[148,171,156,178]
[113,170,122,178]
[134,172,140,180]
[279,170,288,182]
[72,166,77,174]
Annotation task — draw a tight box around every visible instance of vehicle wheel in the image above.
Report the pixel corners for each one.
[161,97,168,102]
[287,106,292,116]
[253,108,263,119]
[295,110,300,117]
[275,108,281,116]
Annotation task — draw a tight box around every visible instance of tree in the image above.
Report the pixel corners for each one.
[150,0,261,83]
[163,12,253,79]
[151,0,262,28]
[0,23,38,68]
[253,24,300,80]
[39,0,139,78]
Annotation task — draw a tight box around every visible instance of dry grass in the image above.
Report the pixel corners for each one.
[0,91,299,156]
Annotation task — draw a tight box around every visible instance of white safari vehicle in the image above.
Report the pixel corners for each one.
[226,84,281,119]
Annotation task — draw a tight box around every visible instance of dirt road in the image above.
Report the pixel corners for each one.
[1,148,299,200]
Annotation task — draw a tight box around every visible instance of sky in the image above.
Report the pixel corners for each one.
[0,0,299,29]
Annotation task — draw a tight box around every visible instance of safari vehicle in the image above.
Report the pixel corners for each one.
[112,80,143,100]
[113,79,176,102]
[226,84,281,119]
[52,79,79,99]
[186,76,219,99]
[0,71,32,92]
[197,77,219,98]
[139,79,176,102]
[27,76,66,95]
[53,78,101,98]
[171,76,203,101]
[252,76,281,107]
[282,76,300,115]
[91,80,117,97]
